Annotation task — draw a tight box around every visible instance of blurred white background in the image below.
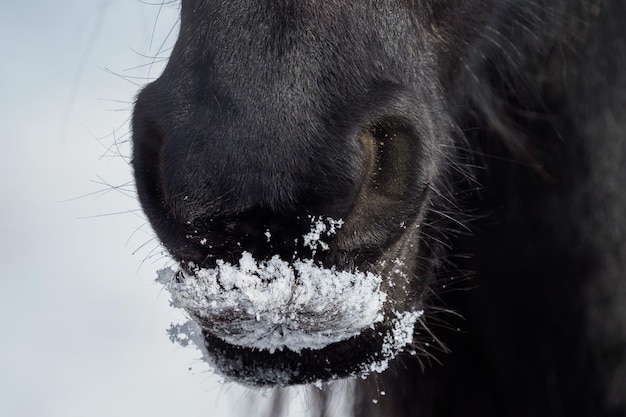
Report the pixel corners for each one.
[0,1,299,416]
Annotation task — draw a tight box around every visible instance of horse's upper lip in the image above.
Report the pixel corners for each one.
[159,252,387,353]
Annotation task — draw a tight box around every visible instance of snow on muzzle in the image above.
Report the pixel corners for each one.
[158,252,387,353]
[156,218,423,384]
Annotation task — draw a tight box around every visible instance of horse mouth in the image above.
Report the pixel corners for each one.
[197,313,421,387]
[158,249,423,387]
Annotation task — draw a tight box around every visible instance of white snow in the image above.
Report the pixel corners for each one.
[302,216,344,254]
[157,217,422,379]
[360,309,423,375]
[158,252,386,353]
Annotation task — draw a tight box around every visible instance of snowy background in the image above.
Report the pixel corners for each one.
[0,1,327,416]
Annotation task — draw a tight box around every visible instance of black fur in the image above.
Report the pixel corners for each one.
[132,0,626,415]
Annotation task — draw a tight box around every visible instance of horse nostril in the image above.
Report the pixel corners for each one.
[360,118,423,202]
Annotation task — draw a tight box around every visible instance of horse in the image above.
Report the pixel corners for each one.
[131,1,626,415]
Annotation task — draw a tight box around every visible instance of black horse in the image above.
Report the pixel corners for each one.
[132,1,626,416]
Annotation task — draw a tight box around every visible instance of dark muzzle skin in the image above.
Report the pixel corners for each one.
[131,0,488,386]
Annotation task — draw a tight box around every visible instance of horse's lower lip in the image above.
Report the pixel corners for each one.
[199,311,422,387]
[202,324,388,387]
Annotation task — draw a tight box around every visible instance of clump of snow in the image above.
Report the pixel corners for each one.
[166,321,206,349]
[158,252,386,353]
[360,309,423,375]
[302,216,344,254]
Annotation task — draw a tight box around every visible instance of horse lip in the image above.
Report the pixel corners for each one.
[197,309,423,387]
[160,253,388,353]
